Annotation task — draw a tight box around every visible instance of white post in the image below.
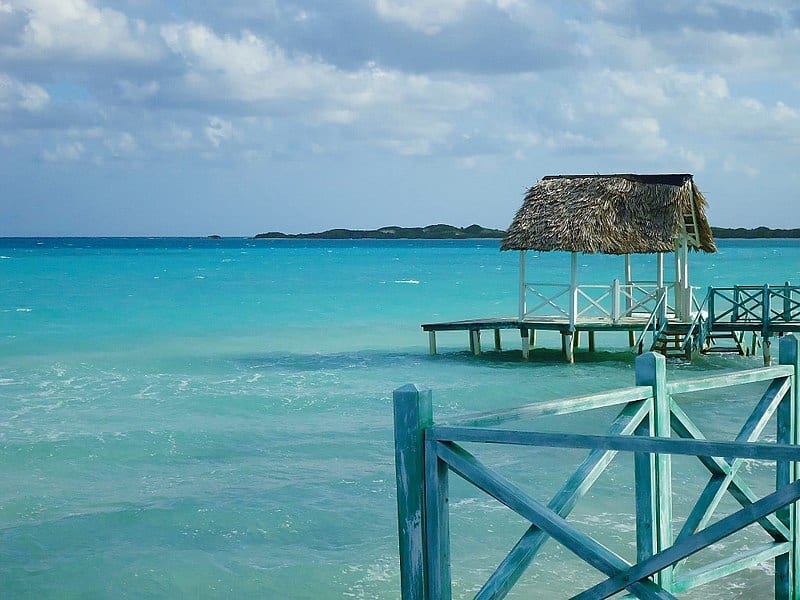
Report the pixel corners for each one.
[657,252,666,324]
[624,254,633,314]
[518,251,526,321]
[682,239,690,318]
[570,252,578,330]
[674,241,683,320]
[612,278,621,323]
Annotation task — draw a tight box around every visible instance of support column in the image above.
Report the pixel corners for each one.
[778,335,800,598]
[588,330,596,352]
[635,352,672,591]
[519,251,527,321]
[393,384,433,600]
[428,331,437,355]
[520,328,530,360]
[564,332,575,363]
[471,330,481,356]
[493,329,502,351]
[624,254,633,315]
[569,252,578,331]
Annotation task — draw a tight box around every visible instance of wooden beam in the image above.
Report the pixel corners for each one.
[428,331,437,355]
[393,385,432,600]
[494,329,502,351]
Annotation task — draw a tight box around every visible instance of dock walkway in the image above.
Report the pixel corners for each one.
[422,284,800,363]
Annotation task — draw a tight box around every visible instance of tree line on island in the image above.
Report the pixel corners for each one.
[242,224,800,240]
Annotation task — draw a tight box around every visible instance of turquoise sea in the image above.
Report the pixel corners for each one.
[2,238,800,599]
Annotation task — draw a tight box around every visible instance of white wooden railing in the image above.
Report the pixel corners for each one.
[520,280,690,325]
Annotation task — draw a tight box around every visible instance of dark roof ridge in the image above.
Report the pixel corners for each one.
[542,174,692,186]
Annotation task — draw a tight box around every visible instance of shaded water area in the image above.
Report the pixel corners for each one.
[1,238,799,598]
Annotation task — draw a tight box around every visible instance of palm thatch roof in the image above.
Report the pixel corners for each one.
[501,174,717,254]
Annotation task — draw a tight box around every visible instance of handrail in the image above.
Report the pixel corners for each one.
[680,287,712,351]
[631,288,667,352]
[393,336,800,599]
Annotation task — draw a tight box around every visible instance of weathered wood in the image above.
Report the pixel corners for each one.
[393,384,432,600]
[589,330,596,352]
[670,402,789,542]
[474,401,650,600]
[779,334,800,598]
[635,411,656,564]
[674,377,790,548]
[471,330,482,356]
[494,329,502,351]
[428,426,800,462]
[447,386,653,428]
[573,479,800,600]
[435,441,675,600]
[565,333,575,363]
[520,328,530,360]
[428,331,437,355]
[518,250,526,320]
[424,439,451,600]
[666,365,792,395]
[672,542,790,594]
[636,352,672,591]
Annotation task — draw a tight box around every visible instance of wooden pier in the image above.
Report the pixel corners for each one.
[394,335,800,599]
[423,283,800,364]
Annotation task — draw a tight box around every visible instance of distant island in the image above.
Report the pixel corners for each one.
[711,226,800,239]
[251,224,800,240]
[254,224,506,239]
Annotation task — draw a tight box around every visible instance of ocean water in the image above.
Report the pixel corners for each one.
[1,237,800,599]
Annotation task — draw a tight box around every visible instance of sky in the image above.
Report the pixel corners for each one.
[2,0,800,236]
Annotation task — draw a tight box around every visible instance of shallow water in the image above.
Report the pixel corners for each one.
[1,238,799,598]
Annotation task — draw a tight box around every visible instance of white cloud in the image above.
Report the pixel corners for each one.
[372,0,476,34]
[2,0,160,63]
[0,72,49,111]
[41,141,84,162]
[204,117,234,147]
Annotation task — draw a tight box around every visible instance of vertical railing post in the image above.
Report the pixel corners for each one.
[612,278,621,323]
[764,285,773,366]
[635,352,672,591]
[569,252,578,331]
[779,335,800,598]
[733,286,740,322]
[518,251,526,321]
[707,287,715,330]
[425,437,451,600]
[393,384,433,600]
[784,281,792,322]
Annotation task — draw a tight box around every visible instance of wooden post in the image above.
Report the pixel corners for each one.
[471,330,481,356]
[612,278,621,323]
[393,384,433,600]
[588,330,596,352]
[530,329,536,349]
[425,440,451,600]
[493,329,502,351]
[428,331,437,355]
[624,254,633,314]
[519,251,526,321]
[674,240,683,320]
[764,336,773,367]
[564,333,575,364]
[733,286,741,322]
[629,330,636,348]
[785,281,792,322]
[574,330,581,348]
[635,352,673,591]
[778,334,800,598]
[520,328,530,360]
[569,252,578,331]
[656,254,667,326]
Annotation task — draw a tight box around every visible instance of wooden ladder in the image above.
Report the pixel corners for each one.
[651,326,692,359]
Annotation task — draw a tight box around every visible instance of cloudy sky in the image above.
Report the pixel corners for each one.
[2,0,800,236]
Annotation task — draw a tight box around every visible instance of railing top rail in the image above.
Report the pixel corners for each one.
[667,365,793,395]
[427,427,800,462]
[443,386,653,428]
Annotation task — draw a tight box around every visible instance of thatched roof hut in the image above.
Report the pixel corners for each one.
[501,174,716,254]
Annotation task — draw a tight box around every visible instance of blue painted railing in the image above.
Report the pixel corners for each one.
[394,335,800,599]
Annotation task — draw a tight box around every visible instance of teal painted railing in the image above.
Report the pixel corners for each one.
[394,335,800,599]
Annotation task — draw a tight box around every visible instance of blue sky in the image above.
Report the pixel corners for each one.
[2,0,800,236]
